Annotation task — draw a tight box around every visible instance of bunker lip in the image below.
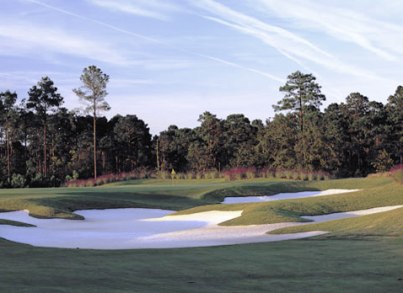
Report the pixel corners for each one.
[222,189,360,204]
[0,189,400,250]
[0,205,402,249]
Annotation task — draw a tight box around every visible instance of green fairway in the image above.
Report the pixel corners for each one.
[1,176,403,292]
[0,176,399,222]
[174,177,403,227]
[0,178,315,219]
[1,237,403,293]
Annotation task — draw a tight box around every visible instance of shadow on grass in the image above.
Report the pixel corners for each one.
[202,181,320,202]
[0,190,219,219]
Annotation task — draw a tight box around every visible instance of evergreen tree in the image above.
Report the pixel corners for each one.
[0,91,19,184]
[26,77,64,178]
[274,71,325,167]
[112,115,152,172]
[274,71,325,132]
[73,65,110,179]
[387,86,403,164]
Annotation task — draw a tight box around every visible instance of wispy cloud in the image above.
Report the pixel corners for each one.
[22,0,283,83]
[199,54,284,82]
[253,0,403,62]
[191,0,384,80]
[88,0,183,21]
[0,21,128,66]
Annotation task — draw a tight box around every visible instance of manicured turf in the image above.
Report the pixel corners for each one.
[0,176,398,222]
[0,178,314,219]
[175,178,403,228]
[1,237,403,292]
[271,206,403,237]
[1,176,402,292]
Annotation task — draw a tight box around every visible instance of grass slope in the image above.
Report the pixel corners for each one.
[271,207,403,237]
[175,178,403,229]
[0,178,312,219]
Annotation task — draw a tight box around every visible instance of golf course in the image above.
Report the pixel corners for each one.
[1,175,403,292]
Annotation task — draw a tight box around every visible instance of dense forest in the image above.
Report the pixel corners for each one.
[0,67,402,187]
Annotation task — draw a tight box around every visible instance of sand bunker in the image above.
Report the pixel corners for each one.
[1,203,402,249]
[222,189,360,204]
[303,205,403,222]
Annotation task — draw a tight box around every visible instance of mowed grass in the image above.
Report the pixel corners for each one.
[175,178,403,229]
[0,178,315,219]
[271,206,403,237]
[1,176,403,292]
[0,176,401,229]
[1,237,403,293]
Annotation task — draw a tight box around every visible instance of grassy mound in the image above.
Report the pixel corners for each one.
[175,178,403,227]
[0,176,400,231]
[271,207,403,237]
[0,178,316,219]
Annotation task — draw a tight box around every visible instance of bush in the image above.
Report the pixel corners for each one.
[11,173,25,188]
[65,170,150,187]
[372,150,394,173]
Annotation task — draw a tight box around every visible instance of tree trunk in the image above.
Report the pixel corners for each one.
[298,95,306,167]
[156,138,160,172]
[6,129,11,183]
[43,125,47,177]
[93,111,97,179]
[102,151,106,172]
[299,96,304,132]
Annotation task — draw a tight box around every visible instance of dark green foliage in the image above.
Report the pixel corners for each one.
[274,70,326,132]
[0,71,402,186]
[386,86,403,164]
[26,77,64,179]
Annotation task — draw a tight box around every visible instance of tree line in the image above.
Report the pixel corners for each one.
[0,68,402,187]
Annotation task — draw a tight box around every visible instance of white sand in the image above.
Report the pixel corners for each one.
[303,205,403,222]
[222,189,360,204]
[1,203,402,249]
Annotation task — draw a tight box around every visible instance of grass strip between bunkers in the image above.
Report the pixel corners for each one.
[1,176,403,292]
[174,178,403,227]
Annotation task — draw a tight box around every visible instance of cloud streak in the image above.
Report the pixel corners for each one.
[192,0,384,80]
[253,0,403,62]
[0,21,128,66]
[88,0,183,21]
[22,0,283,83]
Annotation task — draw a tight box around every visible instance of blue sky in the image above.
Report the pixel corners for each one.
[1,0,402,134]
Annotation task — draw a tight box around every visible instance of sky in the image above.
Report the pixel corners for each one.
[1,0,402,134]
